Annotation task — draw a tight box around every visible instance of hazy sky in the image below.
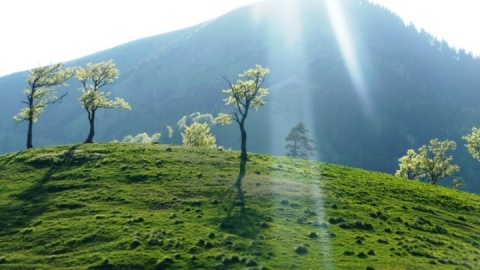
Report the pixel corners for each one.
[370,0,480,55]
[0,0,478,77]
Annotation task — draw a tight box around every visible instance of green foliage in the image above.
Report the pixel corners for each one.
[13,63,74,123]
[396,139,460,185]
[217,65,270,126]
[222,65,270,113]
[166,126,173,139]
[182,122,216,148]
[13,63,75,148]
[76,60,131,111]
[177,112,216,130]
[285,122,316,159]
[122,132,161,143]
[395,149,422,180]
[452,178,465,189]
[0,143,479,269]
[215,113,233,125]
[462,127,480,161]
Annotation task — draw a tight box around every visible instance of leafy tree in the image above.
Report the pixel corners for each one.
[76,60,131,143]
[395,139,459,185]
[462,127,480,161]
[13,63,74,149]
[216,65,270,161]
[122,132,160,143]
[395,149,422,180]
[285,122,316,159]
[182,122,216,148]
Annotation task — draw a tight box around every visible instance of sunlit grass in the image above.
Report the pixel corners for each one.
[0,143,479,269]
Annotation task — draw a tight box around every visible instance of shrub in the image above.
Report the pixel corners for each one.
[130,238,142,249]
[122,132,161,143]
[245,259,258,266]
[339,221,374,230]
[295,245,308,255]
[182,122,216,148]
[328,217,346,224]
[155,257,174,270]
[357,252,368,258]
[378,238,389,244]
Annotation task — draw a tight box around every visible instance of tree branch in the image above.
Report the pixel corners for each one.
[223,76,246,116]
[49,91,68,104]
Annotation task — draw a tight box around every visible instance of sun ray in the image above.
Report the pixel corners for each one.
[250,1,333,268]
[325,0,373,115]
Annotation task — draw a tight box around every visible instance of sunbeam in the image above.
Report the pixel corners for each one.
[325,0,373,115]
[250,1,333,268]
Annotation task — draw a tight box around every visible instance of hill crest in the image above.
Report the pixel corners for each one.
[1,0,480,193]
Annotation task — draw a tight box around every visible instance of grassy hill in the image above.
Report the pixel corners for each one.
[0,143,479,269]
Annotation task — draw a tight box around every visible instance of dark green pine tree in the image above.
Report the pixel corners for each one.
[285,122,316,159]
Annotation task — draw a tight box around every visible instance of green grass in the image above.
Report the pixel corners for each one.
[0,143,479,269]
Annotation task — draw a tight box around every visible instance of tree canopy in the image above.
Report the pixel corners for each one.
[395,138,460,185]
[285,122,316,159]
[463,127,480,161]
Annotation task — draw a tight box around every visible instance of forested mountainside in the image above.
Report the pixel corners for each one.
[2,0,480,192]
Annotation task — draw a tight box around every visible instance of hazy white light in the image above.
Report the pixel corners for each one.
[325,0,373,114]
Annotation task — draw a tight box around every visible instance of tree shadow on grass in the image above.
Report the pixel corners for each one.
[0,151,23,168]
[219,159,264,239]
[0,144,81,236]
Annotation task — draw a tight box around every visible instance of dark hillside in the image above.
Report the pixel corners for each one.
[2,0,480,192]
[0,143,479,269]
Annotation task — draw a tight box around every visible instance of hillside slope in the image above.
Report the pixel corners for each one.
[0,143,479,269]
[2,0,480,192]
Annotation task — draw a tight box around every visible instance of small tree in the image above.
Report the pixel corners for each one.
[462,127,480,161]
[13,63,75,149]
[216,65,270,161]
[182,122,216,148]
[285,122,316,159]
[76,60,131,143]
[395,138,459,185]
[395,149,422,180]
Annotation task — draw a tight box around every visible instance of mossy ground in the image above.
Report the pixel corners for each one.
[0,143,479,269]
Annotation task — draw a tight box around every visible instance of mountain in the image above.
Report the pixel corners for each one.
[0,143,479,269]
[2,0,480,192]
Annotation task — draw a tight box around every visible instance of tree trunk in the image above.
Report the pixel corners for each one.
[293,139,298,158]
[240,123,247,161]
[26,119,33,149]
[84,110,95,143]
